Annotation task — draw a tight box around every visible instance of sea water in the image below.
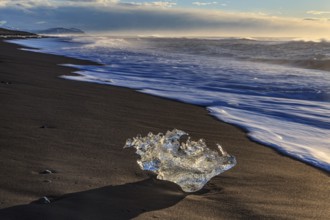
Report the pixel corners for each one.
[9,36,330,172]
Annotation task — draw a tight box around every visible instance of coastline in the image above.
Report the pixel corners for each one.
[0,38,329,219]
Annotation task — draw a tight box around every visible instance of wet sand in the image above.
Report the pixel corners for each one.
[0,36,329,219]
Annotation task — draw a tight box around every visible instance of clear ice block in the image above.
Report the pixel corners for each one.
[124,129,236,192]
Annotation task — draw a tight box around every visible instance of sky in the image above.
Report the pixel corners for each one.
[0,0,330,38]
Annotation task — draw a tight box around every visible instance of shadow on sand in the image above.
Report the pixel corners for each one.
[0,178,186,220]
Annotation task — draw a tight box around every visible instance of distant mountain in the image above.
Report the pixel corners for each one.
[36,28,85,35]
[0,28,36,36]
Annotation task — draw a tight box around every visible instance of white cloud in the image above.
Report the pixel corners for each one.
[306,10,330,15]
[126,1,176,8]
[0,0,118,8]
[192,2,218,6]
[1,1,330,38]
[0,0,177,10]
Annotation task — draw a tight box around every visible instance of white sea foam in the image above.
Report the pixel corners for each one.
[9,37,330,172]
[71,36,133,49]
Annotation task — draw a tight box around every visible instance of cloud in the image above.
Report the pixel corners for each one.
[0,0,177,10]
[306,10,330,15]
[304,18,319,21]
[192,2,218,6]
[124,1,177,8]
[0,1,330,38]
[0,0,119,9]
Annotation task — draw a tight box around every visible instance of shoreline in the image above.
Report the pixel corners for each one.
[0,38,329,219]
[9,36,330,173]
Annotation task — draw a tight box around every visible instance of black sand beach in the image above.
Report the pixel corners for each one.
[0,31,329,219]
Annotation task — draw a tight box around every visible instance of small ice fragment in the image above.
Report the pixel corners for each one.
[39,169,57,174]
[124,129,236,192]
[37,196,51,204]
[39,169,53,174]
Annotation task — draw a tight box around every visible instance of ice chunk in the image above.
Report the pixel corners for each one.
[124,129,236,192]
